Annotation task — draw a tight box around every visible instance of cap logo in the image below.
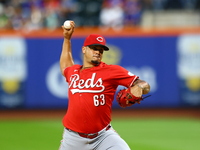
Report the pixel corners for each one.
[96,37,104,43]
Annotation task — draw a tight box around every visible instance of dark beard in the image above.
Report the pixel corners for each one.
[91,60,100,66]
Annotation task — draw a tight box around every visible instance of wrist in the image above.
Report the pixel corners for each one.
[64,38,71,42]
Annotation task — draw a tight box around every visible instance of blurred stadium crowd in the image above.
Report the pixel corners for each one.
[0,0,200,30]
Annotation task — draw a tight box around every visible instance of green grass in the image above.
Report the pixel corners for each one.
[112,118,200,150]
[0,118,199,150]
[0,120,63,150]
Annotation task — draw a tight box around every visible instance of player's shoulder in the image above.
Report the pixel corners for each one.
[64,64,81,75]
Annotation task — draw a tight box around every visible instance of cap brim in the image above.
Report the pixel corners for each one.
[88,44,109,51]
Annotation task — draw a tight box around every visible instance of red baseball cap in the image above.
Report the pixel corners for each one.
[83,34,109,51]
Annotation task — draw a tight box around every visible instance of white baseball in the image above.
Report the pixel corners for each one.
[63,20,71,29]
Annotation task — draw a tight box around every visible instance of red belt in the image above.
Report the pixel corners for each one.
[66,125,111,139]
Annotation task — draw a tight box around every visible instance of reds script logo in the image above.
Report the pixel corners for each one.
[69,73,105,94]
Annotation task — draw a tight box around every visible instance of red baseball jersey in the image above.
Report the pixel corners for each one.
[63,62,138,133]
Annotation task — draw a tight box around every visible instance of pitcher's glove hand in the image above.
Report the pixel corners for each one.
[116,87,151,108]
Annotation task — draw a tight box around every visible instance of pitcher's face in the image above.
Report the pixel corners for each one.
[83,46,104,65]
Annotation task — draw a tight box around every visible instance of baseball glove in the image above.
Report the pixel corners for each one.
[116,87,151,108]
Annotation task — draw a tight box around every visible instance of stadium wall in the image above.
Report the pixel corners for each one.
[0,27,200,109]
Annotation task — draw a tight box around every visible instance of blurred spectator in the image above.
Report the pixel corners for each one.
[11,5,25,30]
[124,0,143,26]
[0,3,12,29]
[0,0,199,30]
[43,0,60,29]
[59,0,78,26]
[0,0,78,30]
[100,0,124,30]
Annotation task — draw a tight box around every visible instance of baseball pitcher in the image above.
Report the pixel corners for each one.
[58,21,150,150]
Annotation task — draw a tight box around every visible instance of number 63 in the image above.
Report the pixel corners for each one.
[93,94,105,106]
